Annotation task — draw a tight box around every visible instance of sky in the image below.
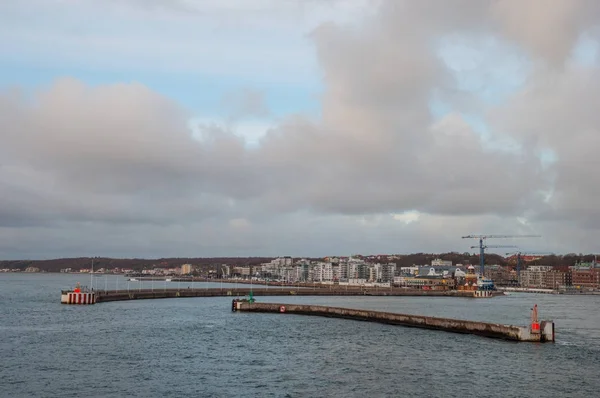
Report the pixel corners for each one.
[1,0,600,259]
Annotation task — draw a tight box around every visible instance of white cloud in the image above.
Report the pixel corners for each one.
[392,211,421,225]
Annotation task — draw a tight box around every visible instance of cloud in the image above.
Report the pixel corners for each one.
[221,88,270,120]
[1,0,600,258]
[489,62,600,228]
[489,0,600,65]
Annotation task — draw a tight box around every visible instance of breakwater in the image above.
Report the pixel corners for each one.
[234,302,555,343]
[92,287,501,303]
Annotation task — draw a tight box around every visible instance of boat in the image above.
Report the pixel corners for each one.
[165,278,172,282]
[128,278,138,281]
[477,276,496,291]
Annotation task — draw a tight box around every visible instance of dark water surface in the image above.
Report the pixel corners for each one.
[1,273,599,397]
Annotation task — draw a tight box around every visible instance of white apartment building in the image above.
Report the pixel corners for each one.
[431,258,452,267]
[521,265,553,287]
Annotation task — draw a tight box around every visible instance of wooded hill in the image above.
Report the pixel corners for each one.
[0,257,273,273]
[1,252,595,272]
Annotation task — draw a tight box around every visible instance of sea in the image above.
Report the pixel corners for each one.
[1,273,599,398]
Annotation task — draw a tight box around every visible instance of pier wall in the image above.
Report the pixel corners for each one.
[60,292,96,305]
[235,302,554,343]
[93,288,494,303]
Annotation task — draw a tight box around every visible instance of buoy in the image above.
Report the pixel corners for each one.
[280,305,286,313]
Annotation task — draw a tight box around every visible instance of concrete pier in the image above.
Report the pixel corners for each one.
[92,287,503,303]
[234,302,555,343]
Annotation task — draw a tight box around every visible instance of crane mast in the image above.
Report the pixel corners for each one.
[462,234,541,276]
[505,251,553,285]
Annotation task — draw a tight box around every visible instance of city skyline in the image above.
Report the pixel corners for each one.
[2,1,600,259]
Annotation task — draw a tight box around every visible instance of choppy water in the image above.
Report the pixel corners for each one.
[1,273,599,397]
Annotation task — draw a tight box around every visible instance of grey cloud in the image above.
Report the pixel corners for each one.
[489,64,600,228]
[489,0,600,65]
[0,211,558,260]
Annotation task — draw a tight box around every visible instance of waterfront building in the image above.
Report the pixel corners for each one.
[380,263,396,283]
[181,264,193,275]
[231,266,250,277]
[520,266,553,288]
[571,262,600,289]
[398,275,453,290]
[544,269,570,289]
[338,261,348,280]
[484,265,515,286]
[400,266,419,275]
[431,258,452,267]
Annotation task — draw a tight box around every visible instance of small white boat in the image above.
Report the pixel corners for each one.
[165,278,172,282]
[128,278,138,281]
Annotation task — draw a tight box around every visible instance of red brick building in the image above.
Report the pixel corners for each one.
[571,265,600,289]
[544,269,571,289]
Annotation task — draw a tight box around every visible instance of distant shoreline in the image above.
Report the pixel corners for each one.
[6,272,600,295]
